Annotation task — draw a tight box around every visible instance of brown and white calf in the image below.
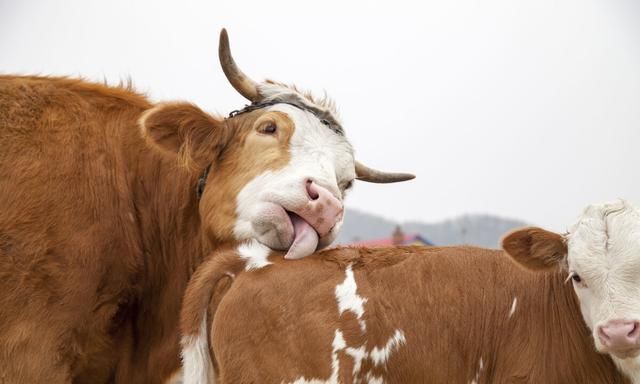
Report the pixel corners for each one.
[180,201,639,383]
[0,29,411,383]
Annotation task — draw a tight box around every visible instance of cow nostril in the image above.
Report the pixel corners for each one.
[306,180,319,200]
[630,322,640,337]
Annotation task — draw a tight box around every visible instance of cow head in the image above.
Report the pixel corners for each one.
[140,29,414,259]
[502,200,640,377]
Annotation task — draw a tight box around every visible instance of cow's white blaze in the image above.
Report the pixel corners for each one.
[181,316,215,384]
[566,200,640,382]
[335,264,368,333]
[233,103,354,258]
[237,239,272,270]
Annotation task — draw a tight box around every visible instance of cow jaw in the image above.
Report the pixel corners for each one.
[233,104,354,258]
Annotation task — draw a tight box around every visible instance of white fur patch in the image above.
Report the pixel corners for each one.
[470,356,485,384]
[335,264,368,332]
[290,330,346,384]
[345,346,367,378]
[369,329,407,367]
[181,317,215,384]
[508,297,518,318]
[289,265,406,384]
[612,357,640,384]
[365,373,384,384]
[237,239,272,270]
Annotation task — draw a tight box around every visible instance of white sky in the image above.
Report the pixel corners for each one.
[1,0,639,232]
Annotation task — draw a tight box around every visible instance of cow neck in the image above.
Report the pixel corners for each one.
[486,268,625,382]
[124,148,218,382]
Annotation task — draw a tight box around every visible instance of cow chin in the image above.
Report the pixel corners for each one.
[249,202,296,251]
[594,335,640,361]
[603,346,640,361]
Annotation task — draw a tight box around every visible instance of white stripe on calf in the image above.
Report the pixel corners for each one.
[508,297,518,319]
[181,316,215,384]
[237,239,272,271]
[335,264,368,333]
[369,329,406,367]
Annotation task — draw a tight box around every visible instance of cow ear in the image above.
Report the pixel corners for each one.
[501,227,567,271]
[140,102,226,169]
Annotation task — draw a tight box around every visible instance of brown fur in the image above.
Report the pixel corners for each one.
[0,75,296,383]
[182,246,629,383]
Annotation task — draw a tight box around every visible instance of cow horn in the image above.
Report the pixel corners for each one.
[355,161,415,183]
[219,28,260,102]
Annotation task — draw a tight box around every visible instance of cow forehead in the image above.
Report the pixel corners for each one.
[266,104,355,176]
[257,82,343,133]
[567,200,640,273]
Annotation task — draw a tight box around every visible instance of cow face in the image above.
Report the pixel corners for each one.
[502,200,640,375]
[140,96,352,260]
[139,29,413,259]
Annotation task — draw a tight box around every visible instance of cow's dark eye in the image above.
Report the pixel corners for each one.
[260,123,277,135]
[344,180,354,190]
[571,273,582,283]
[320,119,330,126]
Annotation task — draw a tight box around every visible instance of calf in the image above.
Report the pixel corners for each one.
[504,199,640,383]
[180,201,634,384]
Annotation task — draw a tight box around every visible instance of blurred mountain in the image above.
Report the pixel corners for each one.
[335,209,527,249]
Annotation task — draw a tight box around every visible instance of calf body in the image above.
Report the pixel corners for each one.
[182,245,627,383]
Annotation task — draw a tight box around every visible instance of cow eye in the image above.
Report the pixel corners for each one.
[344,180,354,190]
[259,123,277,135]
[571,273,582,284]
[320,119,330,126]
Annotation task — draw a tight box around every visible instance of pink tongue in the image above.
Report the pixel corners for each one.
[285,213,319,260]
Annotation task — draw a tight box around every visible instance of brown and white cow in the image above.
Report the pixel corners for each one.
[180,201,638,383]
[0,29,412,383]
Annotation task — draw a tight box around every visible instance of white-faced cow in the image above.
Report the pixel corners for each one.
[180,200,637,383]
[0,29,412,383]
[504,199,640,383]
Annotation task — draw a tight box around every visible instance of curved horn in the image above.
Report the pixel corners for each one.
[219,28,260,102]
[355,161,415,183]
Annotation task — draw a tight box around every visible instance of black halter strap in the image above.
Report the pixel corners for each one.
[195,164,211,200]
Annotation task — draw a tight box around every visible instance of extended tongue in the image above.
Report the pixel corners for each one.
[285,213,319,260]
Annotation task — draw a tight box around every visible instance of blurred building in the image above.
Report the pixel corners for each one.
[347,226,433,247]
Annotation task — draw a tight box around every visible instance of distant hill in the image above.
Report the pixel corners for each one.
[335,209,527,249]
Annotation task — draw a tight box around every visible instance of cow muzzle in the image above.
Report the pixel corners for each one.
[283,180,343,260]
[597,319,640,359]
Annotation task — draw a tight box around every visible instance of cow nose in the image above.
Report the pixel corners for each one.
[598,320,640,348]
[296,180,343,237]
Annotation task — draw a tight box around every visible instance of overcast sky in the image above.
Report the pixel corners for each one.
[1,0,639,232]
